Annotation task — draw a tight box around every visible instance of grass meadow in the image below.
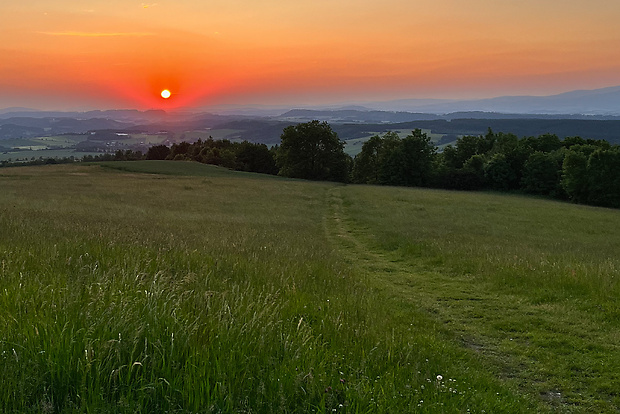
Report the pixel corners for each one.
[0,161,618,413]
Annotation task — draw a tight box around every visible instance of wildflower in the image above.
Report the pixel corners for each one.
[436,375,443,381]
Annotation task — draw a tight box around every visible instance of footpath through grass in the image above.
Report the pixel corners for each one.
[0,161,616,412]
[334,184,620,413]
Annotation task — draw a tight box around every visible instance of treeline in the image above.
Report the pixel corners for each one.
[352,128,620,208]
[3,120,619,209]
[146,138,279,175]
[0,139,278,175]
[270,120,620,209]
[0,152,142,168]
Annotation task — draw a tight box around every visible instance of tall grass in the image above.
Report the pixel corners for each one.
[0,163,538,413]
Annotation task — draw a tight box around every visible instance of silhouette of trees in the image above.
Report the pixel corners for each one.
[277,120,350,182]
[352,130,436,187]
[158,138,279,175]
[146,145,171,160]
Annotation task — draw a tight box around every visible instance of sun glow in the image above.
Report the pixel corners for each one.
[160,89,171,99]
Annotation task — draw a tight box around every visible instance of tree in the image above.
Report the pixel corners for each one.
[352,134,383,184]
[526,133,562,153]
[352,132,402,184]
[167,141,191,160]
[399,129,437,187]
[521,151,563,196]
[584,149,620,208]
[461,154,486,189]
[376,132,405,185]
[374,130,437,187]
[484,153,517,191]
[443,132,495,170]
[277,121,350,182]
[561,149,589,203]
[235,141,278,174]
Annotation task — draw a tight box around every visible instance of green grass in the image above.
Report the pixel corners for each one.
[337,185,620,412]
[33,135,87,148]
[97,160,278,179]
[1,162,618,412]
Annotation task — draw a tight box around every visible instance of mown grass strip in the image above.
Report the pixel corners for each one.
[337,184,620,412]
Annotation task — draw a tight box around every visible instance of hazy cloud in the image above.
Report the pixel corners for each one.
[38,31,155,37]
[141,3,158,8]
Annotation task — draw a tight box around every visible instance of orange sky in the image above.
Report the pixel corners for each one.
[2,0,620,110]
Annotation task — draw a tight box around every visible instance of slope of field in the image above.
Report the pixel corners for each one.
[1,161,618,412]
[332,185,620,412]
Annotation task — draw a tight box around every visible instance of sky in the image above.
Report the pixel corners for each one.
[2,0,620,111]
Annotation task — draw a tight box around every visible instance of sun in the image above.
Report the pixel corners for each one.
[160,89,171,99]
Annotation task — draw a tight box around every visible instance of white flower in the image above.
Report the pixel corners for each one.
[436,375,443,381]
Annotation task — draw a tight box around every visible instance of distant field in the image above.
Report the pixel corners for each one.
[0,149,100,161]
[0,134,100,161]
[0,134,85,149]
[183,129,246,142]
[34,134,86,147]
[1,161,619,412]
[108,134,167,147]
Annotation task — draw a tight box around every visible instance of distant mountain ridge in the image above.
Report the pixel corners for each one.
[276,109,620,124]
[364,85,620,115]
[0,109,170,123]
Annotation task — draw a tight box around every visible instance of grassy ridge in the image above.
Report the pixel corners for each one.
[1,161,616,412]
[96,160,268,178]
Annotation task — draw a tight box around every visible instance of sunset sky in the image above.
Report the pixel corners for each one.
[3,0,620,110]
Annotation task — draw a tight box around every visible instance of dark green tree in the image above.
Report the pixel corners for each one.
[490,132,519,155]
[585,149,620,208]
[484,153,517,191]
[375,132,404,185]
[352,132,402,184]
[167,141,191,160]
[277,121,350,182]
[443,132,495,170]
[146,144,171,160]
[526,133,562,153]
[562,150,591,204]
[352,134,384,184]
[460,154,487,190]
[235,141,278,174]
[374,130,436,187]
[521,151,564,196]
[399,129,437,187]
